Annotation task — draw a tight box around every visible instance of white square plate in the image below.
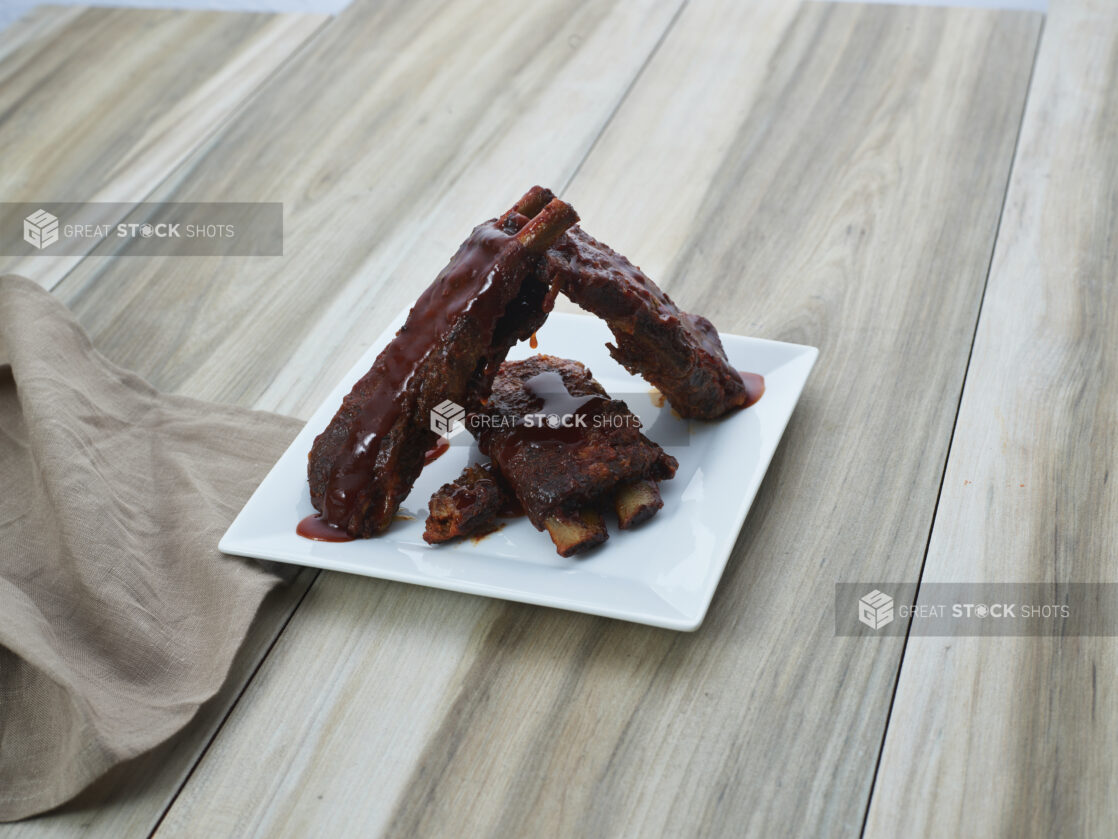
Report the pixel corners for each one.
[220,310,816,630]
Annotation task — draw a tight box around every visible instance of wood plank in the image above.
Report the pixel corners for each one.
[144,3,1039,838]
[6,0,686,836]
[52,0,686,420]
[0,6,326,289]
[0,6,85,68]
[864,2,1118,836]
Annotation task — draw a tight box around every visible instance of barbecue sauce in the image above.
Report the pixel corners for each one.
[738,371,765,408]
[296,514,354,542]
[424,436,450,465]
[489,370,608,465]
[319,221,525,529]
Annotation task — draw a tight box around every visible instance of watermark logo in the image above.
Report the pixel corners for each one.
[858,589,894,630]
[837,583,1090,636]
[6,202,283,255]
[23,209,59,250]
[431,399,466,438]
[425,389,692,447]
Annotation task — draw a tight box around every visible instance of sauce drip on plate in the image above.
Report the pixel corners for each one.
[738,371,765,408]
[296,514,354,542]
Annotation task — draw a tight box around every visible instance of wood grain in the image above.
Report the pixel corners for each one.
[864,2,1118,836]
[0,5,84,65]
[52,0,686,420]
[10,0,686,836]
[137,3,1039,838]
[0,5,326,289]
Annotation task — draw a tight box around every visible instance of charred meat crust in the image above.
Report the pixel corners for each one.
[473,354,677,531]
[548,227,748,419]
[423,463,514,544]
[308,196,577,537]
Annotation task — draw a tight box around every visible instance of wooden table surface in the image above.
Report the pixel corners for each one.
[1,1,1115,837]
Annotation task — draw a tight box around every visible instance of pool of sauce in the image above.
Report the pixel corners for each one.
[296,514,354,542]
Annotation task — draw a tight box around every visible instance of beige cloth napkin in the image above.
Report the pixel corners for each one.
[0,275,302,821]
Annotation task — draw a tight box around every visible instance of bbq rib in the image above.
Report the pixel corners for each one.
[308,196,577,537]
[423,462,514,545]
[469,354,677,556]
[514,187,753,419]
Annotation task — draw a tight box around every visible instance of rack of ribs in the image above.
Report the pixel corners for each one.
[307,195,578,537]
[507,188,757,419]
[436,354,677,556]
